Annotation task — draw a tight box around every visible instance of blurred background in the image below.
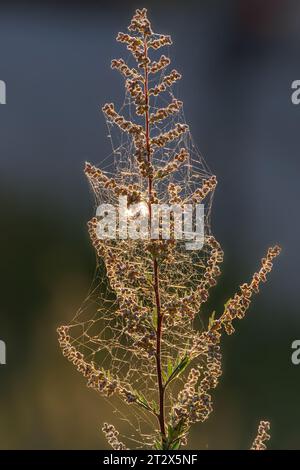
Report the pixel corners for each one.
[0,0,299,449]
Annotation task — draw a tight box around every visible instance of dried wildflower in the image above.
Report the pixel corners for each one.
[58,8,281,451]
[155,148,188,179]
[150,99,183,125]
[150,123,189,148]
[168,183,183,204]
[190,175,217,203]
[102,423,128,450]
[102,103,145,139]
[57,326,119,397]
[148,35,172,50]
[128,8,152,36]
[150,55,171,74]
[251,421,271,450]
[220,245,281,335]
[116,33,143,52]
[84,162,141,203]
[149,69,182,96]
[111,58,143,82]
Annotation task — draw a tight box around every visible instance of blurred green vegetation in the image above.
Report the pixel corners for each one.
[0,187,298,449]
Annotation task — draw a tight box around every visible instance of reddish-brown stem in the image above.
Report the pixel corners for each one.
[143,36,166,442]
[153,258,166,438]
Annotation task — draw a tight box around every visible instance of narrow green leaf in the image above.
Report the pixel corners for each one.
[170,439,181,450]
[145,272,153,284]
[164,355,190,387]
[152,306,158,329]
[154,439,163,450]
[135,391,155,414]
[167,359,173,377]
[208,311,215,330]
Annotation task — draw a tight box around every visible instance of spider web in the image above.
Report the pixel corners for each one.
[60,32,218,449]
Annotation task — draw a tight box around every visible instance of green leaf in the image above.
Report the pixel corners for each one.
[151,400,159,414]
[167,359,173,377]
[135,391,155,414]
[170,439,181,450]
[145,272,153,284]
[164,355,190,387]
[208,311,215,330]
[152,306,158,329]
[162,420,186,450]
[154,439,163,450]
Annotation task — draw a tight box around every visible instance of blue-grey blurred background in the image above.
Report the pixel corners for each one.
[0,0,299,449]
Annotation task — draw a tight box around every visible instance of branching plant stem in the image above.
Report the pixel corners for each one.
[143,34,166,443]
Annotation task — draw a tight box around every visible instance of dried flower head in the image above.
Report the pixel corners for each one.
[102,423,128,450]
[251,421,271,450]
[57,8,281,451]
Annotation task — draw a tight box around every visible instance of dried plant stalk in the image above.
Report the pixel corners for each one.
[251,421,271,451]
[57,8,280,450]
